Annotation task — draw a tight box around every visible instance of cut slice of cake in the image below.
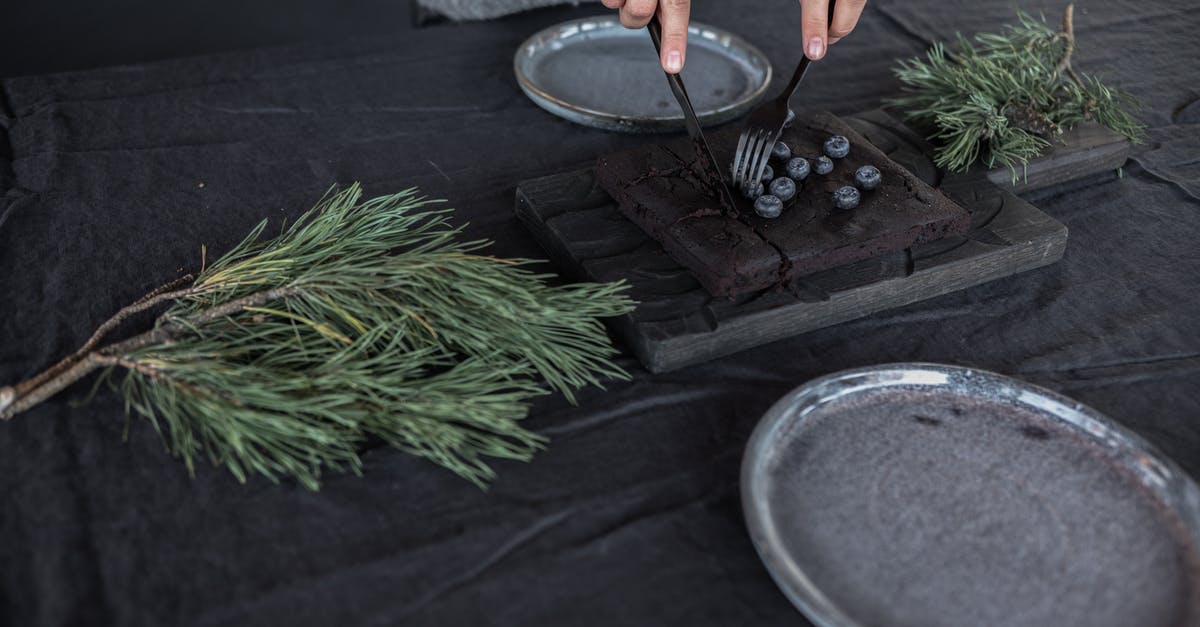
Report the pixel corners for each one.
[595,111,971,297]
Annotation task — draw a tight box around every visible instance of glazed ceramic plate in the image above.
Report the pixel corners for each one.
[742,363,1200,627]
[514,16,772,132]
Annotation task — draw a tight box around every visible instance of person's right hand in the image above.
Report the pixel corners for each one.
[601,0,693,74]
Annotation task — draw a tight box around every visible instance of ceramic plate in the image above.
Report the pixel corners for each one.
[742,363,1200,627]
[514,16,772,132]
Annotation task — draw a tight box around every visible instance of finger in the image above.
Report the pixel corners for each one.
[619,0,656,29]
[799,0,830,60]
[600,0,624,9]
[657,0,691,73]
[828,0,866,44]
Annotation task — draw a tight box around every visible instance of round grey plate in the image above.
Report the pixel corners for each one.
[514,16,772,132]
[742,363,1200,627]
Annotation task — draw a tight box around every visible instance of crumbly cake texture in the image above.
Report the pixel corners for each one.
[594,111,972,297]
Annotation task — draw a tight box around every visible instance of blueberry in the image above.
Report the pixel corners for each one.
[742,181,765,200]
[832,186,861,211]
[760,164,775,183]
[769,176,797,202]
[785,157,810,181]
[783,109,797,129]
[771,140,792,162]
[854,165,882,191]
[754,194,784,219]
[814,155,834,175]
[823,135,850,159]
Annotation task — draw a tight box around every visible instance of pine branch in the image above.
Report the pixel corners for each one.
[1,285,317,419]
[1,184,636,489]
[7,274,197,402]
[889,4,1144,180]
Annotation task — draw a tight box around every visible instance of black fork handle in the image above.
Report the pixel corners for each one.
[781,0,838,102]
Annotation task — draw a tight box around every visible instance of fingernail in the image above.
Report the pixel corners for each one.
[808,37,824,60]
[666,51,683,73]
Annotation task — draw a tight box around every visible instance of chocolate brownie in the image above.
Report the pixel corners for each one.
[594,111,971,297]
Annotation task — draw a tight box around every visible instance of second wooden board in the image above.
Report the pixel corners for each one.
[515,110,1128,373]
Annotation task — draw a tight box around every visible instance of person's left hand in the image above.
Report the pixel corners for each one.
[800,0,868,61]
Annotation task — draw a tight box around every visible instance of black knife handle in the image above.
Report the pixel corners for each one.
[647,13,665,53]
[647,14,740,213]
[648,15,701,137]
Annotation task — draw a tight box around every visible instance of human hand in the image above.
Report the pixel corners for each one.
[602,0,867,74]
[601,0,693,74]
[800,0,867,61]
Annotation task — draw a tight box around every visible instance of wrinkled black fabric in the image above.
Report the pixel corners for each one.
[1,1,1198,625]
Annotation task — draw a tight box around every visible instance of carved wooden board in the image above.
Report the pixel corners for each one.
[515,110,1130,373]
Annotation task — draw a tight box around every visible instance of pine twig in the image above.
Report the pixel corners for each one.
[1,354,109,419]
[5,274,196,405]
[3,352,172,420]
[1054,4,1086,90]
[1,284,303,420]
[61,276,198,364]
[1053,4,1076,75]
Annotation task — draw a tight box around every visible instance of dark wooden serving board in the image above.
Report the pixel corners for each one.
[515,110,1130,373]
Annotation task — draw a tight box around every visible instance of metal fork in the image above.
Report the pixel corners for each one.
[731,0,837,196]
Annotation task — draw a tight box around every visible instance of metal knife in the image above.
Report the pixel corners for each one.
[647,15,740,214]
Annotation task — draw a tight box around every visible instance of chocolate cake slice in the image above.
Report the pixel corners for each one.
[594,111,971,297]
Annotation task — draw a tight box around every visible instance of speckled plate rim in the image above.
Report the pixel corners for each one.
[740,362,1200,627]
[513,16,773,133]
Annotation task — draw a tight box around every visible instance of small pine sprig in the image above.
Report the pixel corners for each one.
[889,5,1144,180]
[1,184,635,490]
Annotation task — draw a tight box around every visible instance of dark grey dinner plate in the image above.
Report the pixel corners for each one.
[513,16,772,132]
[742,363,1200,627]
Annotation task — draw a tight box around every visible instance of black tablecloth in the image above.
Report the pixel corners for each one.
[2,1,1198,625]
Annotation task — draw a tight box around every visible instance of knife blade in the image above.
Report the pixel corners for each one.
[647,15,740,215]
